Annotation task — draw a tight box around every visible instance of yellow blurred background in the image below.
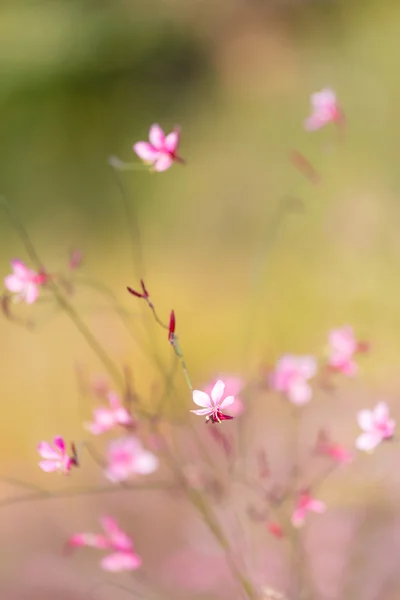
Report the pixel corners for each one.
[1,0,400,598]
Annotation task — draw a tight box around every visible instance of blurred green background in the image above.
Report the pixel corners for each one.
[1,0,400,597]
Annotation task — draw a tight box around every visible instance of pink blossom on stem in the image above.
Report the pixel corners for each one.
[304,88,343,131]
[133,124,184,172]
[356,402,395,452]
[291,492,326,528]
[5,259,47,304]
[85,391,134,435]
[191,379,235,424]
[315,430,353,464]
[37,436,77,474]
[105,436,159,482]
[67,516,141,572]
[328,325,365,376]
[204,375,245,417]
[270,355,317,405]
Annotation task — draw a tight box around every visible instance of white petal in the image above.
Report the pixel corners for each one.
[192,390,211,408]
[355,432,381,452]
[357,409,374,432]
[211,380,225,405]
[219,395,234,410]
[374,402,389,425]
[134,450,159,475]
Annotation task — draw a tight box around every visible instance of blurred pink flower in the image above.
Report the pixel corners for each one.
[67,516,141,572]
[291,492,326,528]
[304,88,342,131]
[328,325,363,376]
[133,124,183,172]
[267,521,284,539]
[105,436,159,482]
[5,259,47,304]
[315,430,353,464]
[38,436,77,474]
[204,374,244,417]
[356,402,395,452]
[270,355,317,405]
[85,391,134,435]
[191,379,235,424]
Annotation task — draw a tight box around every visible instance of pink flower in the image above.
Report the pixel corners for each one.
[267,521,284,539]
[204,375,245,417]
[85,391,134,435]
[67,516,141,572]
[4,259,47,304]
[328,325,363,376]
[356,402,395,452]
[304,88,343,131]
[105,436,159,482]
[37,436,77,474]
[315,430,353,464]
[291,492,326,528]
[133,124,183,172]
[270,355,317,405]
[191,379,235,424]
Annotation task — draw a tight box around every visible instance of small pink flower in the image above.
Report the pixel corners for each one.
[5,259,47,304]
[304,88,343,131]
[270,355,317,405]
[204,375,245,417]
[85,391,134,435]
[291,492,326,528]
[191,380,235,424]
[356,402,395,452]
[67,516,141,572]
[328,325,364,376]
[315,430,353,464]
[133,124,183,172]
[37,436,77,474]
[105,436,159,482]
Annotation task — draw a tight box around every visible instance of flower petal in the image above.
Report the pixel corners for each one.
[190,408,213,416]
[291,508,305,528]
[133,142,158,162]
[309,499,326,514]
[289,382,311,405]
[192,390,211,408]
[4,274,25,292]
[153,153,173,172]
[357,409,374,432]
[37,442,60,460]
[101,551,142,572]
[133,450,159,475]
[149,124,165,149]
[355,432,381,452]
[101,517,132,551]
[374,402,389,425]
[24,283,39,304]
[53,436,66,453]
[108,391,122,410]
[211,380,225,405]
[39,460,59,472]
[164,129,180,153]
[219,395,234,410]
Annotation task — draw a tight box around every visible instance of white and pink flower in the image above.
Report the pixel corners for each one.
[85,391,134,435]
[304,88,343,131]
[191,380,235,424]
[203,375,244,418]
[270,355,317,405]
[67,516,141,572]
[105,436,158,482]
[328,325,364,376]
[38,436,77,474]
[133,124,183,172]
[291,492,326,528]
[5,259,47,304]
[356,402,395,452]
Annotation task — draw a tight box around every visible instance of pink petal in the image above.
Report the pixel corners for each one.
[24,282,39,304]
[4,274,25,292]
[39,460,59,472]
[114,407,133,426]
[85,422,106,435]
[133,450,159,475]
[297,356,317,379]
[92,408,116,430]
[133,142,158,162]
[190,408,213,416]
[289,382,312,405]
[304,115,327,131]
[153,153,173,172]
[311,88,336,109]
[101,517,132,550]
[105,465,130,482]
[108,391,122,411]
[69,533,109,549]
[148,124,165,149]
[309,499,326,514]
[355,432,382,452]
[357,409,374,432]
[164,129,180,153]
[37,442,61,460]
[219,395,234,410]
[211,380,225,405]
[53,436,66,453]
[101,551,142,572]
[192,390,211,408]
[11,259,31,279]
[374,402,389,425]
[291,508,306,528]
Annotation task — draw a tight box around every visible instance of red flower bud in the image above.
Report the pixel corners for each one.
[168,310,176,342]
